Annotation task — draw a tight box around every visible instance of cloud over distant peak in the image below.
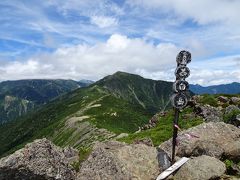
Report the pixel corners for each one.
[0,33,239,86]
[0,34,179,81]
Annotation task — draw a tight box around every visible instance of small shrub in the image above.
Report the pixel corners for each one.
[119,108,203,146]
[79,147,92,163]
[223,109,240,123]
[199,95,218,107]
[71,147,92,172]
[224,159,234,169]
[71,161,80,172]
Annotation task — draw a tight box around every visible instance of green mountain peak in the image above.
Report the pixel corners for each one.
[0,72,173,157]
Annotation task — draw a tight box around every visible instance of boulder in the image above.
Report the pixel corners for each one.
[173,155,226,180]
[77,141,159,180]
[230,97,240,105]
[218,96,229,103]
[191,141,224,159]
[224,141,240,161]
[0,138,76,180]
[156,148,171,172]
[200,105,223,122]
[159,122,240,160]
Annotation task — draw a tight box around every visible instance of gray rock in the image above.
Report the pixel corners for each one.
[225,105,240,115]
[237,114,240,121]
[218,96,229,103]
[229,114,240,127]
[63,146,79,164]
[200,105,223,122]
[230,97,240,105]
[77,141,159,180]
[159,122,240,160]
[0,138,76,180]
[156,148,171,172]
[174,155,226,180]
[191,141,224,159]
[224,141,240,161]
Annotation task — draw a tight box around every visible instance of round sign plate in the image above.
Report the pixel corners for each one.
[173,80,189,92]
[176,50,191,66]
[171,93,188,109]
[175,66,190,79]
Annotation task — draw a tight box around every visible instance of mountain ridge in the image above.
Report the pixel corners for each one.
[0,72,173,157]
[1,71,239,158]
[95,71,173,113]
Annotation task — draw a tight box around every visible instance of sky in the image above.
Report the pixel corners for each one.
[0,0,240,86]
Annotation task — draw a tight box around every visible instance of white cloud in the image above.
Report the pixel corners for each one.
[127,0,240,59]
[90,16,118,28]
[0,34,239,86]
[188,55,240,86]
[0,34,179,81]
[1,1,240,86]
[127,0,240,26]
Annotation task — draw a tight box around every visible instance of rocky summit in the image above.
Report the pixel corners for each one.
[0,121,240,179]
[0,138,77,180]
[78,141,159,180]
[159,122,240,159]
[174,155,226,180]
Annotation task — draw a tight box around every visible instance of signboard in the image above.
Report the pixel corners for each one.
[171,93,188,109]
[175,66,190,79]
[176,50,191,65]
[173,80,189,92]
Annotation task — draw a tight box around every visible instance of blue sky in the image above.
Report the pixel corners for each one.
[0,0,240,85]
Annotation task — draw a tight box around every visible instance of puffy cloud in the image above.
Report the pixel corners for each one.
[1,0,240,86]
[0,34,239,86]
[0,34,179,81]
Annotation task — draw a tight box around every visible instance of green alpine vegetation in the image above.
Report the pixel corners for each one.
[119,107,203,146]
[0,72,174,157]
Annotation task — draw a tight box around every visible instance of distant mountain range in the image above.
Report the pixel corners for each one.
[1,74,239,125]
[190,82,240,95]
[0,79,93,124]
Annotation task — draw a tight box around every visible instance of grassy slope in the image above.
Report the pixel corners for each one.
[96,71,173,113]
[119,107,203,146]
[0,72,205,157]
[0,85,151,157]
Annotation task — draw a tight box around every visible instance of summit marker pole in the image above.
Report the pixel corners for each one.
[170,50,191,164]
[171,108,179,164]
